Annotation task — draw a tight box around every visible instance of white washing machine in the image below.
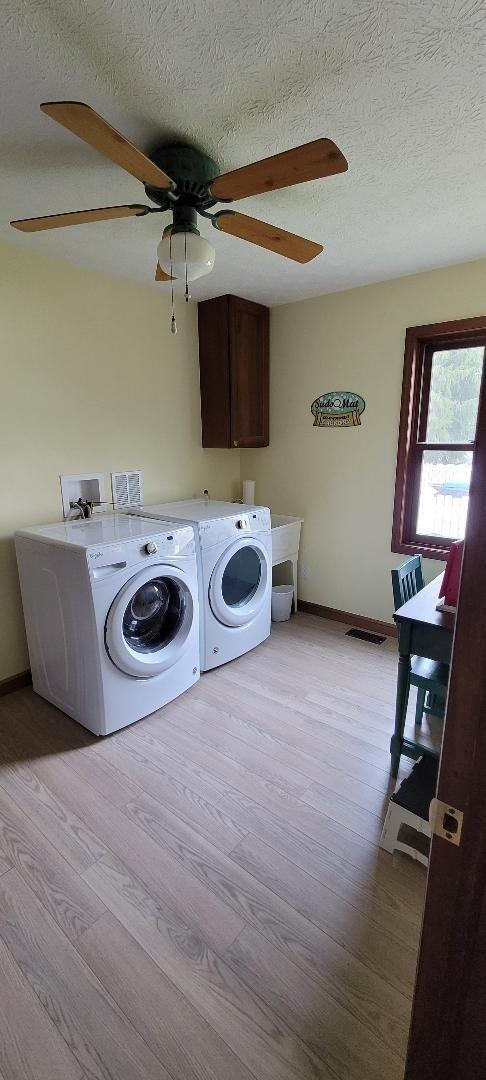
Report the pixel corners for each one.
[129,500,272,670]
[15,514,200,735]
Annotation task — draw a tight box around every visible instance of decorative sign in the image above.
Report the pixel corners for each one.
[311,391,365,428]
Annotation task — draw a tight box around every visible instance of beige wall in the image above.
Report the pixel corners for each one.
[243,258,486,625]
[0,242,239,681]
[3,242,485,678]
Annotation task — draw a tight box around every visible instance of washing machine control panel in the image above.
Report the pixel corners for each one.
[87,525,195,579]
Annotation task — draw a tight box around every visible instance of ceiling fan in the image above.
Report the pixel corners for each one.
[10,102,348,284]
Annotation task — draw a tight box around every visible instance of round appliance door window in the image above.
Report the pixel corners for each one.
[106,566,194,677]
[221,547,262,608]
[209,538,270,627]
[123,578,184,653]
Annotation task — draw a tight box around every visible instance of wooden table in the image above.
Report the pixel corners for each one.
[391,573,455,775]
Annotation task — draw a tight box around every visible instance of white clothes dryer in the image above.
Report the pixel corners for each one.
[128,500,271,670]
[15,514,199,734]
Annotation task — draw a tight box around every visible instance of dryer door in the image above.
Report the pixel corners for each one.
[209,537,270,628]
[105,564,194,678]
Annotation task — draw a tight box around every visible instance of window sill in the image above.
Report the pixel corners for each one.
[392,538,450,562]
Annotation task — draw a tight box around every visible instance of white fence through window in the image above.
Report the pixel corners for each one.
[416,460,471,540]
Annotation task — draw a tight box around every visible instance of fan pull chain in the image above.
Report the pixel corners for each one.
[184,231,190,303]
[169,229,177,334]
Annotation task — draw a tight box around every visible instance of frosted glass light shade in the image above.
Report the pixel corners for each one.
[157,231,215,281]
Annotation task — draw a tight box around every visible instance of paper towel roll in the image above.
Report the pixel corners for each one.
[242,480,255,505]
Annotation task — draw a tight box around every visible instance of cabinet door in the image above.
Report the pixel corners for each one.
[229,297,269,448]
[198,296,231,448]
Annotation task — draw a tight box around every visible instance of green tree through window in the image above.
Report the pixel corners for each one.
[426,347,483,462]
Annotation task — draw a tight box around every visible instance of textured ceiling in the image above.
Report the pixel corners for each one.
[2,0,486,305]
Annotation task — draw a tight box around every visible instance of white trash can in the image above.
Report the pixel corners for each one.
[271,584,294,622]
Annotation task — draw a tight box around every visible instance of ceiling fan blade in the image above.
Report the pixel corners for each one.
[214,211,322,263]
[40,101,174,189]
[155,262,175,281]
[10,205,149,232]
[210,139,347,201]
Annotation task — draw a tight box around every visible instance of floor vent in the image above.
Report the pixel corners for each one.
[346,627,386,645]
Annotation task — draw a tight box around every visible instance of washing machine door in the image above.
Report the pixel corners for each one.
[105,564,194,678]
[209,537,270,628]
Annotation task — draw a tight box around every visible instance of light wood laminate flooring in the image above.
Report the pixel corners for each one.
[0,613,426,1080]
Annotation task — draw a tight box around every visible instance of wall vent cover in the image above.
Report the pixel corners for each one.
[111,471,142,509]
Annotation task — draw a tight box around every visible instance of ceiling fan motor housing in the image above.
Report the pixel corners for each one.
[144,144,220,211]
[162,204,199,236]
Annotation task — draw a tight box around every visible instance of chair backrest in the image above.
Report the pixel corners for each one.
[391,555,425,610]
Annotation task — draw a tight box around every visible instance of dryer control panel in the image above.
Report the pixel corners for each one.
[197,507,270,550]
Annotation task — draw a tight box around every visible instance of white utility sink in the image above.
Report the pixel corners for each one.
[271,515,303,565]
[270,515,303,612]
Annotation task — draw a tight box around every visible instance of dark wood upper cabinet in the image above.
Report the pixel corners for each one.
[198,294,269,448]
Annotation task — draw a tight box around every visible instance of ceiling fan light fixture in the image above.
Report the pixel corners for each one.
[157,229,215,282]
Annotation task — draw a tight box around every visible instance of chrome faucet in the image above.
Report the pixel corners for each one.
[70,498,94,519]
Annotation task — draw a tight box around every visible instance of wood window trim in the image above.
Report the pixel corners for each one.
[392,315,486,561]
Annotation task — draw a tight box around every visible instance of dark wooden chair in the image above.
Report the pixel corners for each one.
[392,554,424,610]
[391,556,449,775]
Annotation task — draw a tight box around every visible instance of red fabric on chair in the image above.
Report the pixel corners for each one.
[440,540,464,608]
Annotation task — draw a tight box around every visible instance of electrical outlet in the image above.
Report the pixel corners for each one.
[300,563,310,579]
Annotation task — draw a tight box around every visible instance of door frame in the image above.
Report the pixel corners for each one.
[405,360,486,1077]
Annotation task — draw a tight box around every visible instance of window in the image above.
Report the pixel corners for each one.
[392,317,486,560]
